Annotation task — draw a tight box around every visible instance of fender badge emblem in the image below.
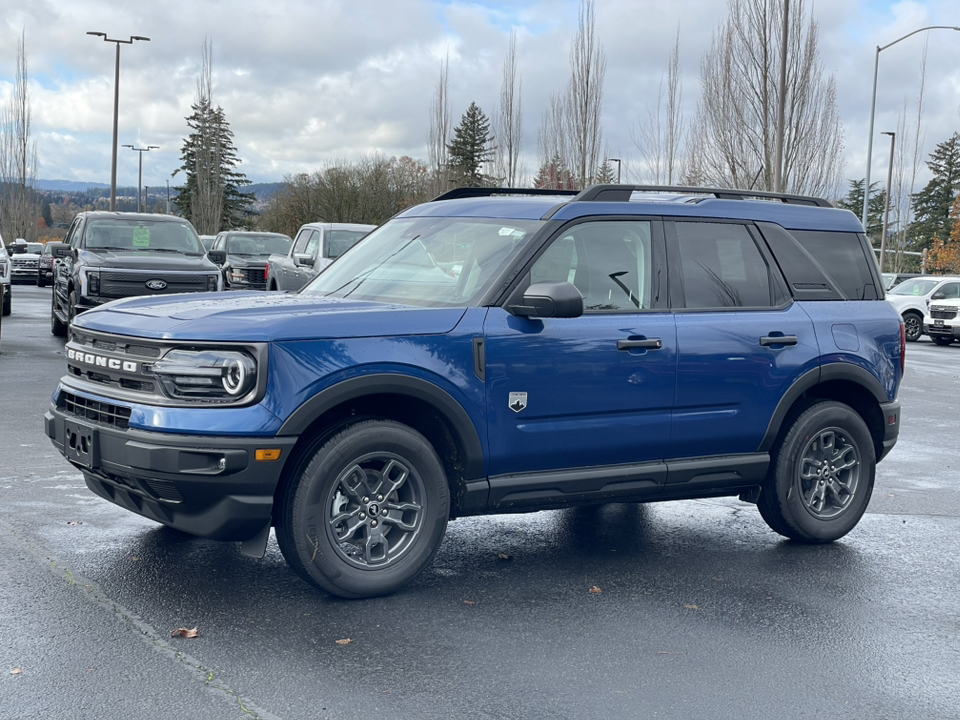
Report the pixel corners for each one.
[508,392,527,413]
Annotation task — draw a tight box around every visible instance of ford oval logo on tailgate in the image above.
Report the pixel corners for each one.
[145,279,167,290]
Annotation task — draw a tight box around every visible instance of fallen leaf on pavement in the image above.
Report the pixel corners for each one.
[589,586,602,594]
[684,604,699,610]
[497,552,512,560]
[335,638,353,645]
[463,600,476,605]
[171,627,199,638]
[10,668,22,675]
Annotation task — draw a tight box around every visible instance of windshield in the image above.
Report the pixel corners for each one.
[226,233,292,256]
[85,219,204,255]
[301,216,544,307]
[889,278,941,296]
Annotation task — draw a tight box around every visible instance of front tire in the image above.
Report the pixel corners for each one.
[902,312,922,342]
[1,287,10,317]
[276,420,450,599]
[758,401,875,543]
[51,290,67,337]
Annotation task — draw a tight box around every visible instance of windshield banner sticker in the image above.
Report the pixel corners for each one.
[133,227,150,247]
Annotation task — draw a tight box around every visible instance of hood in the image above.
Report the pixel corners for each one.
[225,254,268,268]
[80,249,217,272]
[886,294,928,311]
[73,292,468,342]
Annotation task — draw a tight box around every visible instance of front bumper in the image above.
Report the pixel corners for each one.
[45,405,297,541]
[923,320,960,338]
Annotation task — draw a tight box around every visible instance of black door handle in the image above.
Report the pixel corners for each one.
[618,338,663,351]
[760,335,799,347]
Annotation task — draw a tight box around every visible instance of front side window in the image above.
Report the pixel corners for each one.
[292,229,313,255]
[325,229,370,259]
[302,216,544,307]
[675,222,778,309]
[530,220,653,312]
[937,282,960,299]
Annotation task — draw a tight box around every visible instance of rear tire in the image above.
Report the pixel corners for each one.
[902,312,922,342]
[758,401,875,543]
[276,420,449,599]
[36,273,46,288]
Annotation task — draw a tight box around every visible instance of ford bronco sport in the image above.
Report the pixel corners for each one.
[45,186,904,599]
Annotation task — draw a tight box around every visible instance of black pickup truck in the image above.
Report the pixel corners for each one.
[50,212,223,337]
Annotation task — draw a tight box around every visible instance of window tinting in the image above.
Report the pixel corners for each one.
[675,222,775,308]
[789,230,879,300]
[531,221,653,312]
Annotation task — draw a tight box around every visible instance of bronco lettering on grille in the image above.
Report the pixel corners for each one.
[67,348,138,373]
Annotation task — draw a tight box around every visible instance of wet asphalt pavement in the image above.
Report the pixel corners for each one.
[1,285,958,720]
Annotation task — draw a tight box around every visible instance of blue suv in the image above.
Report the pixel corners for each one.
[45,185,904,598]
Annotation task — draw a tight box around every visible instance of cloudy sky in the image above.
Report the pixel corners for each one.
[1,0,959,195]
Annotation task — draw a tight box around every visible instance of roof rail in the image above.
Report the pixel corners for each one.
[572,184,833,208]
[431,187,580,202]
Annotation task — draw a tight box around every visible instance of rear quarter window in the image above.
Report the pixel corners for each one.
[789,230,880,300]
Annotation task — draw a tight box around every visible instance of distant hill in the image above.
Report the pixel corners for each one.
[246,182,284,201]
[34,179,285,200]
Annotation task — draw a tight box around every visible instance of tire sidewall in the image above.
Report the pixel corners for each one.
[285,421,449,598]
[903,312,922,342]
[771,402,875,542]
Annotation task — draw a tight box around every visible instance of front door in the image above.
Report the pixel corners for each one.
[483,219,676,480]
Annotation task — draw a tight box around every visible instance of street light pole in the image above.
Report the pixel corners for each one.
[861,25,960,232]
[879,131,896,274]
[608,158,622,184]
[122,144,159,213]
[87,31,150,212]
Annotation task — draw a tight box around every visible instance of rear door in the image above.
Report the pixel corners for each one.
[665,219,820,459]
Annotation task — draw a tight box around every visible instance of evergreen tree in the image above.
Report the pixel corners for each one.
[173,98,254,232]
[595,158,617,184]
[447,102,495,186]
[836,179,885,240]
[533,152,576,190]
[909,133,960,250]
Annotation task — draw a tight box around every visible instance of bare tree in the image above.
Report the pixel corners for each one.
[565,0,606,189]
[0,30,40,242]
[691,0,843,196]
[632,29,685,184]
[494,31,524,186]
[191,39,224,234]
[427,54,451,195]
[536,90,571,188]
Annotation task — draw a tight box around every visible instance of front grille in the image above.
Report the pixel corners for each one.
[61,392,132,430]
[243,268,266,284]
[930,306,958,320]
[99,272,209,299]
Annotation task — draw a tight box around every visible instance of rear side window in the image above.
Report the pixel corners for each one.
[789,231,879,300]
[674,222,781,309]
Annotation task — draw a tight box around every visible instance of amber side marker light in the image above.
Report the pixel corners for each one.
[255,449,283,462]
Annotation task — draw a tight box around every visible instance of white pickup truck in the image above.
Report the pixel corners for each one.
[266,222,374,292]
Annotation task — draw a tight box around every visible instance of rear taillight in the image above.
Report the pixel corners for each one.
[899,319,906,376]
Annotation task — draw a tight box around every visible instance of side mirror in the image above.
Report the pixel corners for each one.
[931,292,946,300]
[53,244,72,259]
[295,254,314,267]
[510,281,583,319]
[207,249,227,265]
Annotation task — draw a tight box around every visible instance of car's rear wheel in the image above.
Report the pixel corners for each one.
[902,312,922,342]
[932,336,954,346]
[758,401,874,543]
[276,420,449,599]
[51,290,67,337]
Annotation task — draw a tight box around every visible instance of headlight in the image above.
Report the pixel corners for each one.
[229,269,245,283]
[88,272,100,295]
[151,349,257,402]
[207,275,220,291]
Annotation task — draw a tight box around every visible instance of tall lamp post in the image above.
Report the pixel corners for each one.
[861,25,960,231]
[608,158,622,184]
[878,131,896,274]
[122,144,159,213]
[87,32,150,212]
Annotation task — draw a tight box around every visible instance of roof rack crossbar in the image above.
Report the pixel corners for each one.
[431,187,580,202]
[572,184,832,208]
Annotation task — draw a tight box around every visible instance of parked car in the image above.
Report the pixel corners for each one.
[882,272,921,290]
[266,222,374,292]
[209,231,293,291]
[37,242,59,287]
[924,296,960,346]
[49,212,223,337]
[9,239,43,284]
[886,275,960,342]
[198,235,216,252]
[0,240,10,316]
[44,185,903,600]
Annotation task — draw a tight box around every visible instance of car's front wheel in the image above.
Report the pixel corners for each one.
[50,290,67,337]
[276,420,450,599]
[36,272,46,288]
[902,312,922,342]
[1,286,10,317]
[758,401,875,543]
